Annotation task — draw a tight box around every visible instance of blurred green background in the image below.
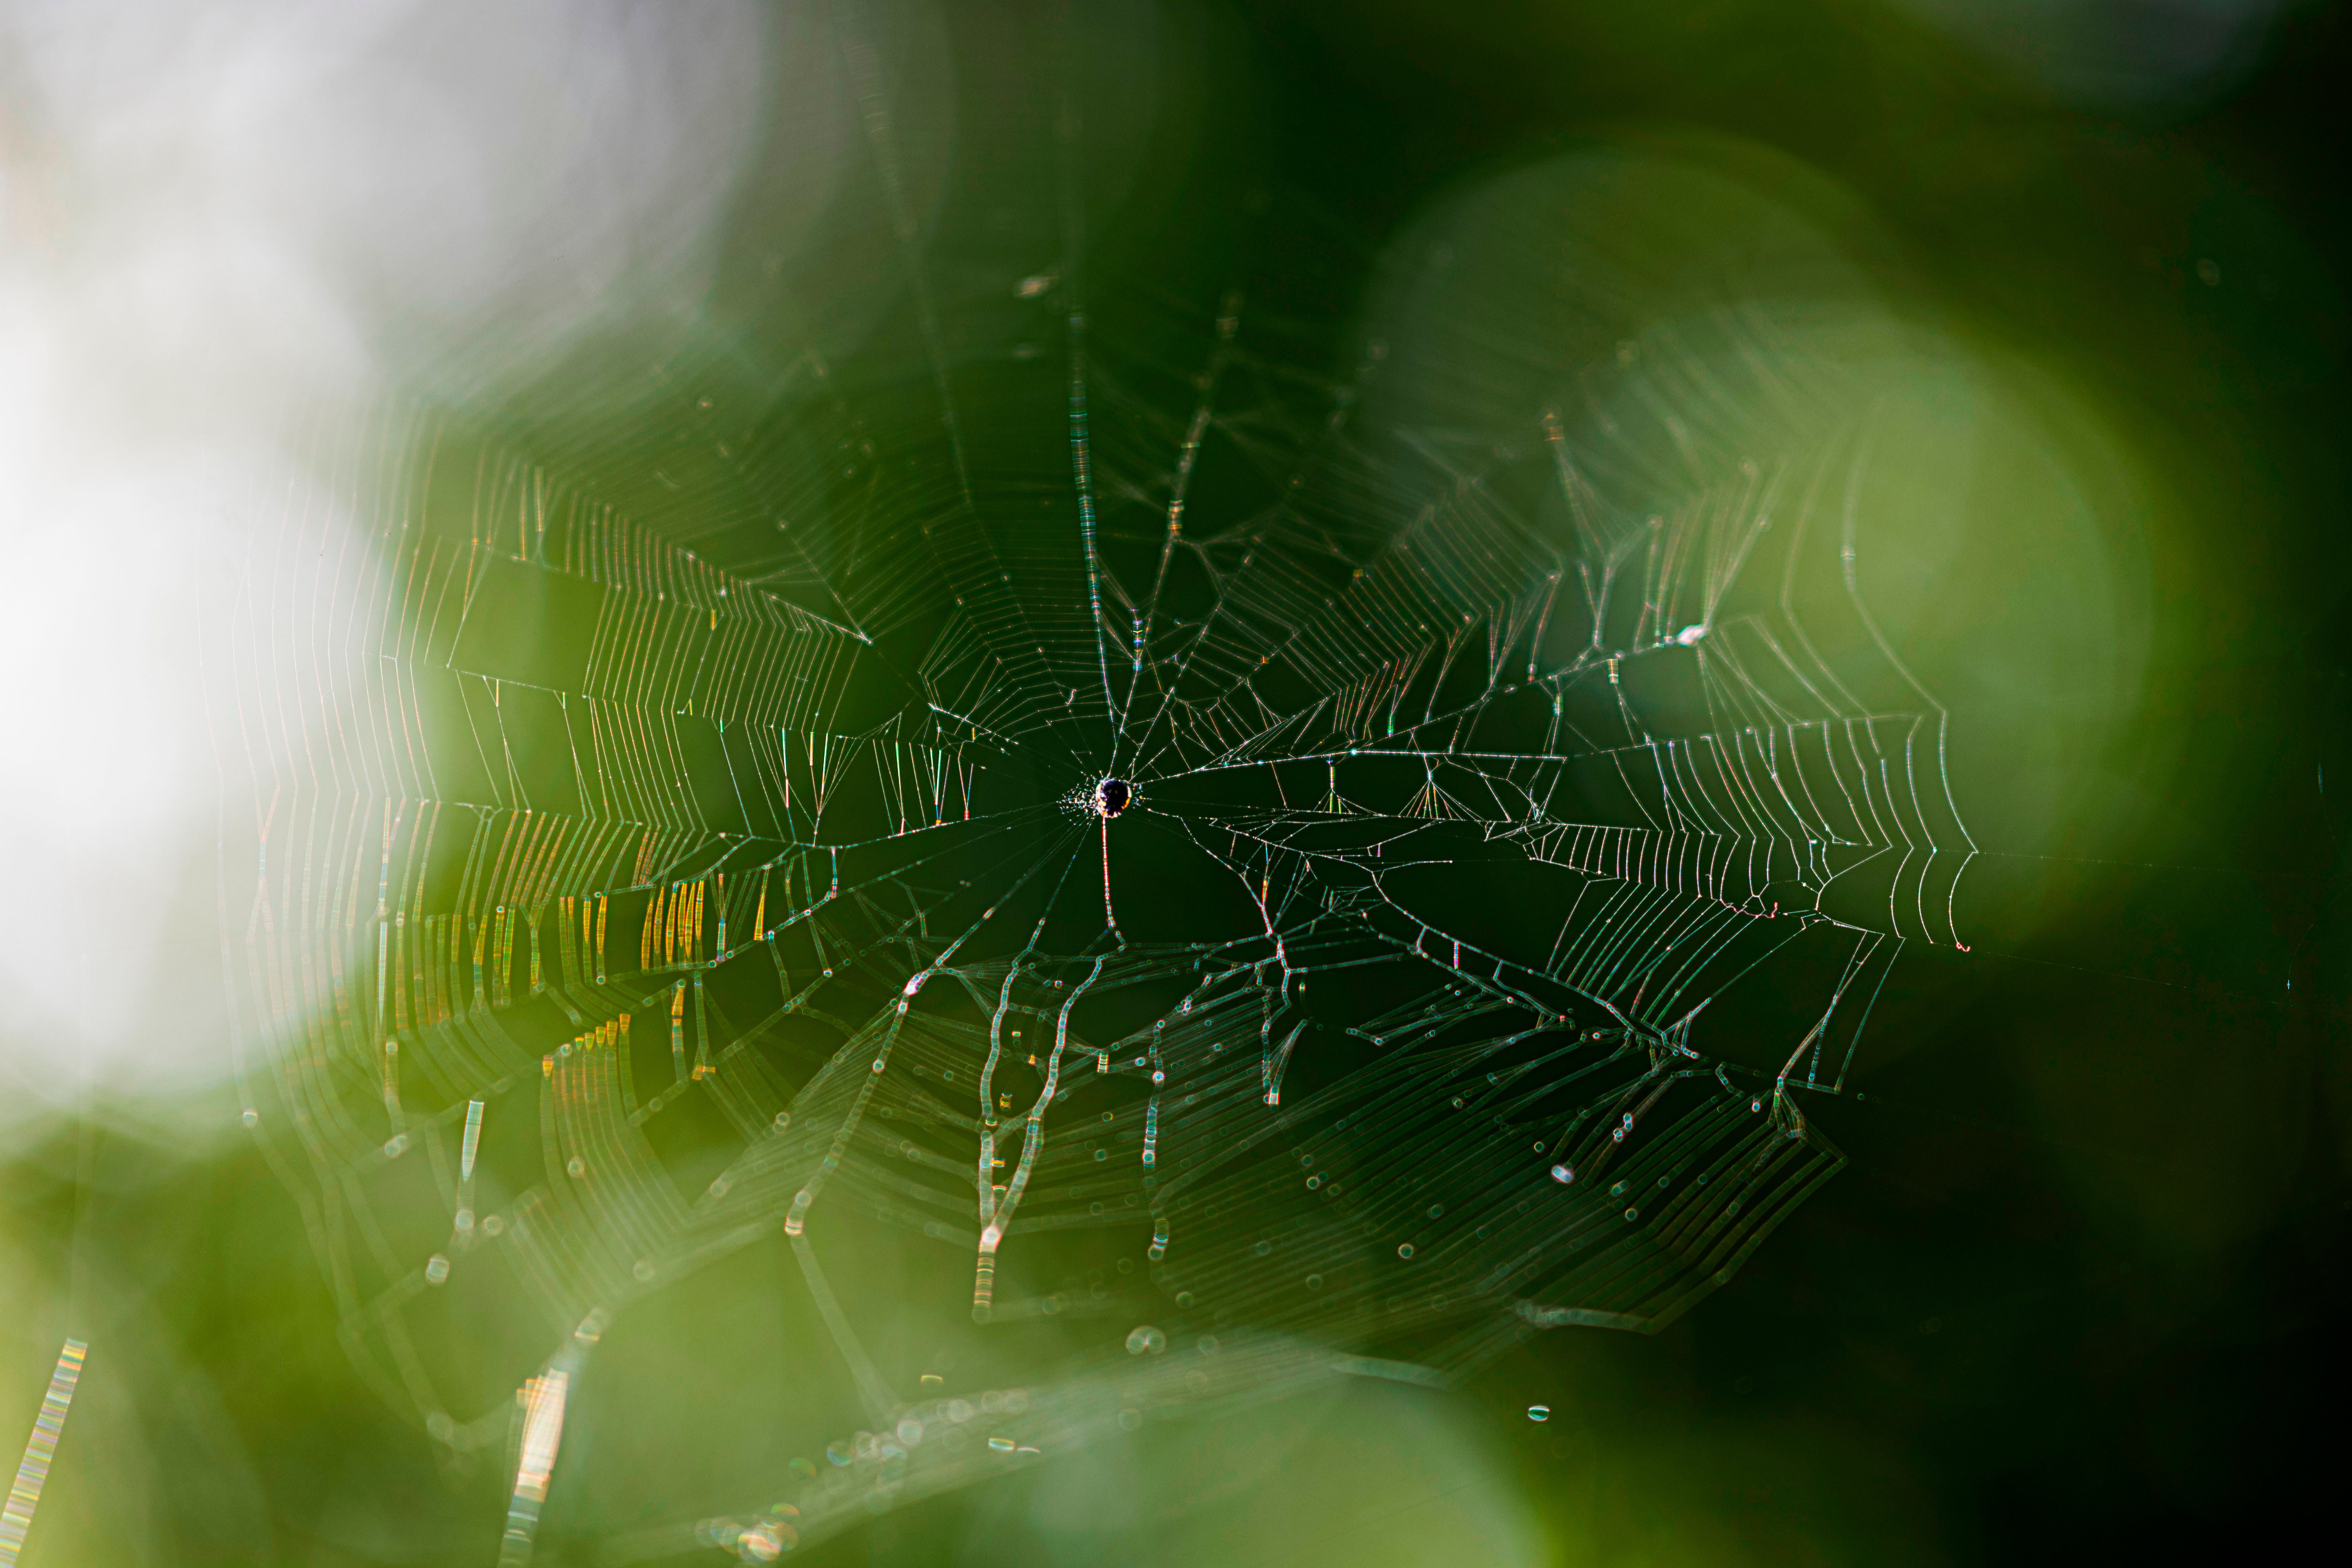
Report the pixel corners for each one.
[4,1,2349,1563]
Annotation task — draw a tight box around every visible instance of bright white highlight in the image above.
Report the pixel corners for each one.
[499,1366,573,1565]
[0,0,775,1113]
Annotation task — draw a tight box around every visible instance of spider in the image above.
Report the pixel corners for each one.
[1092,777,1134,929]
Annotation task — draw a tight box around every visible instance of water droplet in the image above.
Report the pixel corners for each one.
[1125,1324,1166,1356]
[1397,1243,1416,1259]
[1550,1164,1575,1183]
[737,1520,791,1562]
[1527,1404,1550,1422]
[424,1254,450,1285]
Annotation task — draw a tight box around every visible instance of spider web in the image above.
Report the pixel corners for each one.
[213,20,1978,1560]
